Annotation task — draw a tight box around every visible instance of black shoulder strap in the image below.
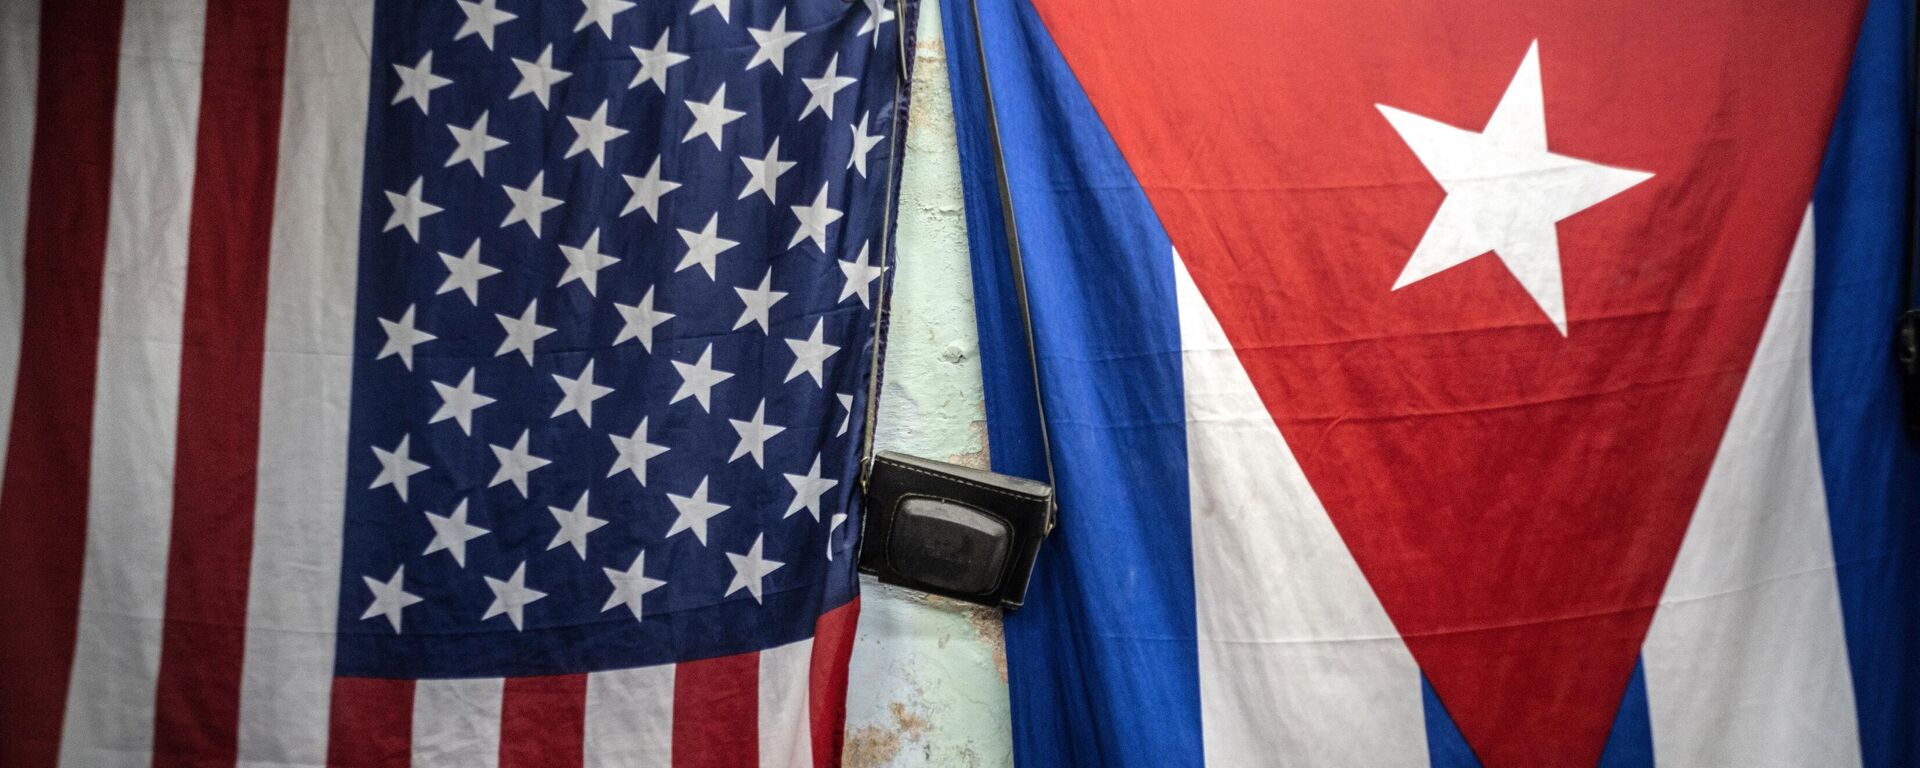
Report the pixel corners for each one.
[964,0,1059,510]
[856,0,1059,512]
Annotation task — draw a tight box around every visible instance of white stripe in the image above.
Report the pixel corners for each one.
[412,678,505,768]
[57,0,205,764]
[1174,251,1429,767]
[0,0,37,471]
[584,663,676,768]
[232,0,373,763]
[1642,208,1862,766]
[759,638,816,768]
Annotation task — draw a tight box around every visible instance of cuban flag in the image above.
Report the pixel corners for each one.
[0,0,908,765]
[946,0,1919,765]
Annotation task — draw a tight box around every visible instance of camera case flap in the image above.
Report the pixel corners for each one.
[858,450,1054,609]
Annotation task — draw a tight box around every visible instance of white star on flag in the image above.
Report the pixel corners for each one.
[732,268,788,332]
[361,565,425,633]
[676,213,740,279]
[488,429,552,498]
[500,170,564,237]
[546,490,608,559]
[630,30,689,93]
[558,228,620,296]
[788,182,843,251]
[575,0,634,38]
[382,176,441,243]
[444,110,508,176]
[670,344,735,411]
[607,416,670,486]
[784,455,839,520]
[800,54,857,120]
[370,435,429,502]
[423,500,489,567]
[482,562,547,630]
[436,238,501,305]
[683,83,745,150]
[376,303,435,370]
[429,368,496,435]
[784,319,841,386]
[391,51,452,114]
[510,44,571,109]
[666,477,730,545]
[551,360,616,427]
[1376,40,1653,335]
[454,0,516,49]
[621,156,681,221]
[725,534,785,603]
[494,299,556,365]
[613,287,673,351]
[564,100,629,167]
[747,10,805,73]
[602,552,667,622]
[728,400,787,467]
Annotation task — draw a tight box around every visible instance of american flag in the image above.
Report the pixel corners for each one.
[0,0,910,765]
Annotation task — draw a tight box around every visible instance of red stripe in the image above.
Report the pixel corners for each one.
[147,0,291,764]
[673,651,760,768]
[808,600,860,768]
[326,676,414,768]
[0,0,127,764]
[500,673,588,768]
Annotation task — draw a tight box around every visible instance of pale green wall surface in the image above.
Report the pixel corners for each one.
[842,1,1016,765]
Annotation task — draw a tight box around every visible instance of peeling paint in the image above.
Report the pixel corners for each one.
[842,0,1014,765]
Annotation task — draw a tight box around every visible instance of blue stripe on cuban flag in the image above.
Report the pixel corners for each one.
[946,0,1919,765]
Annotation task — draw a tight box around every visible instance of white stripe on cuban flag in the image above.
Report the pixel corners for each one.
[233,0,371,764]
[0,0,35,471]
[59,0,205,763]
[1172,248,1431,767]
[1641,208,1862,767]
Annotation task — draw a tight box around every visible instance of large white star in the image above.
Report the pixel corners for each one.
[784,455,839,521]
[746,9,805,73]
[454,0,516,49]
[607,416,669,486]
[728,399,787,468]
[377,304,435,370]
[621,157,681,222]
[500,171,564,237]
[601,552,666,622]
[360,565,424,633]
[422,499,489,567]
[391,51,452,114]
[787,182,843,252]
[557,228,620,296]
[738,136,797,204]
[564,100,629,167]
[784,319,841,387]
[370,435,429,502]
[488,429,551,498]
[800,54,857,120]
[383,176,441,243]
[436,238,501,305]
[676,213,740,280]
[629,30,689,93]
[1376,40,1653,335]
[445,110,509,176]
[725,534,784,603]
[550,359,615,427]
[613,287,673,352]
[482,562,547,631]
[670,345,734,412]
[546,490,608,559]
[510,45,572,109]
[682,84,745,150]
[665,477,729,545]
[574,0,634,38]
[429,368,496,436]
[838,242,883,307]
[732,268,788,332]
[494,299,556,365]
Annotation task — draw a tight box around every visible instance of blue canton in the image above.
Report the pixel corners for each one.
[335,0,906,678]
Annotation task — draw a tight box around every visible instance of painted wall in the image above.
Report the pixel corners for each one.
[843,1,1017,765]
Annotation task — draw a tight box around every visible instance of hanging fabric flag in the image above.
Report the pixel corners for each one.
[0,0,912,765]
[946,0,1918,765]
